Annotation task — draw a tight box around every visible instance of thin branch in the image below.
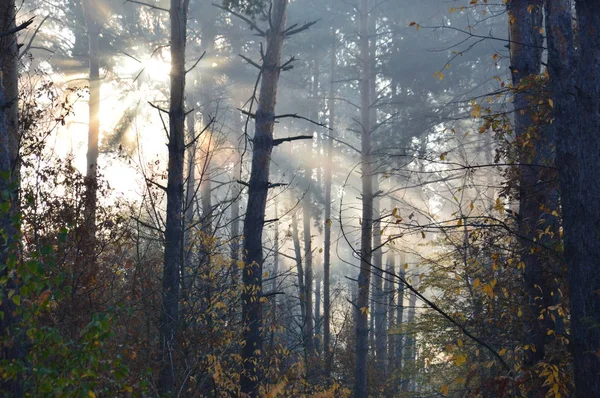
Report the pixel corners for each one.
[212,3,266,37]
[274,113,331,130]
[284,20,319,37]
[272,135,313,146]
[0,17,34,38]
[239,54,262,70]
[20,15,49,58]
[185,51,206,74]
[125,0,169,12]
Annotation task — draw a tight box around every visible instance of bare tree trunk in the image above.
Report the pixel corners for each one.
[0,4,22,395]
[0,0,19,181]
[302,185,315,359]
[385,252,395,368]
[323,30,336,381]
[292,211,307,327]
[373,177,385,372]
[158,0,189,394]
[240,2,288,394]
[183,111,196,292]
[554,1,600,395]
[507,3,554,393]
[402,273,417,392]
[395,253,405,392]
[354,0,373,395]
[82,0,100,241]
[231,108,242,287]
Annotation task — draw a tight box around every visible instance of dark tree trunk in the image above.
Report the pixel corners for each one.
[82,0,100,241]
[323,30,336,381]
[158,0,189,394]
[302,190,315,359]
[395,254,405,392]
[354,0,373,395]
[508,2,557,392]
[240,1,288,394]
[292,211,307,327]
[0,4,23,395]
[230,107,243,287]
[0,0,19,180]
[556,1,600,395]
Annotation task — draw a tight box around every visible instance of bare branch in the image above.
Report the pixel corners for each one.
[125,0,169,12]
[284,20,319,37]
[239,54,262,70]
[274,113,332,130]
[185,51,206,74]
[0,17,34,38]
[212,3,266,37]
[20,15,49,58]
[272,135,313,146]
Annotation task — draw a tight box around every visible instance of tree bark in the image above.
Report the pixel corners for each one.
[0,0,19,181]
[323,30,336,381]
[158,0,189,394]
[555,1,600,395]
[0,4,22,394]
[354,0,373,395]
[240,1,288,394]
[82,0,100,241]
[507,2,555,391]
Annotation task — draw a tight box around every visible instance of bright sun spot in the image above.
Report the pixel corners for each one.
[144,58,171,81]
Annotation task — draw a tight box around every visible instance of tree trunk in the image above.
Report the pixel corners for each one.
[395,254,405,392]
[0,0,19,181]
[354,0,373,395]
[292,211,307,327]
[240,2,288,394]
[302,187,315,359]
[373,177,385,372]
[183,111,196,293]
[230,106,243,287]
[323,30,336,381]
[507,2,554,391]
[82,0,100,241]
[0,4,23,394]
[385,252,395,369]
[556,1,600,395]
[158,0,189,394]
[402,274,417,392]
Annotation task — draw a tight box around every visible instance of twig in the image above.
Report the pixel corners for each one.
[272,135,313,146]
[212,3,266,37]
[125,0,169,12]
[0,17,34,38]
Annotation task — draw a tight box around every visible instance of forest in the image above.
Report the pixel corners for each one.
[0,0,598,396]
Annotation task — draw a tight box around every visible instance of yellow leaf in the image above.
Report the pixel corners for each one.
[360,306,369,315]
[441,384,449,396]
[473,278,481,288]
[454,353,467,366]
[458,339,463,347]
[404,263,409,269]
[89,392,96,398]
[457,218,463,227]
[440,152,448,161]
[548,98,554,108]
[493,53,499,61]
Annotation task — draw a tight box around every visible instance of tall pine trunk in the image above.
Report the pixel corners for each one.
[158,0,189,394]
[556,1,600,395]
[323,30,336,380]
[507,2,553,391]
[0,2,23,395]
[354,0,373,395]
[240,1,288,394]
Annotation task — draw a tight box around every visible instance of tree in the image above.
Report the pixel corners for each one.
[239,1,289,395]
[553,1,600,395]
[354,0,373,396]
[158,0,190,394]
